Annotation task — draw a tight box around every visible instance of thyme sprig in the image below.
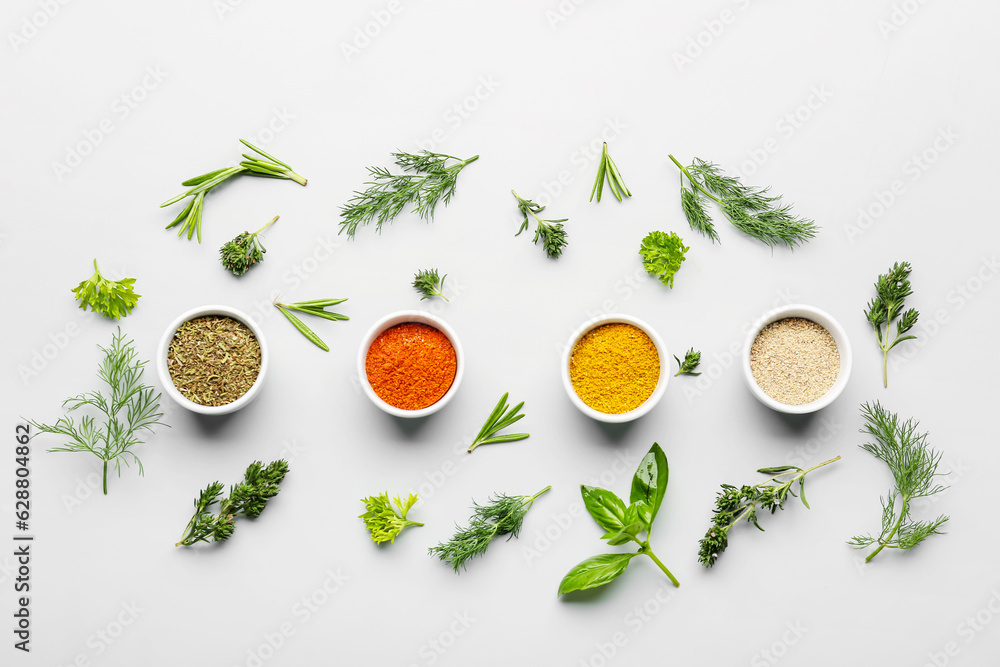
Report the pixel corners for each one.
[512,190,568,258]
[413,268,449,301]
[590,142,631,202]
[273,297,349,352]
[429,486,550,572]
[468,392,529,453]
[669,155,818,248]
[848,402,948,562]
[673,348,702,376]
[864,261,919,387]
[359,492,424,544]
[220,215,278,276]
[339,151,479,237]
[698,456,840,568]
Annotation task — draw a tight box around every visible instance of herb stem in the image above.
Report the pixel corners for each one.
[254,215,280,236]
[668,154,721,205]
[527,485,552,505]
[103,460,108,495]
[865,499,907,562]
[642,546,680,588]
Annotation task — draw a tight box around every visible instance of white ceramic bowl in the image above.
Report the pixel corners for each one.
[742,303,852,414]
[357,310,464,418]
[156,305,268,416]
[561,314,669,423]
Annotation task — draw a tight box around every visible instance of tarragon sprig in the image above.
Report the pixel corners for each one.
[512,190,568,258]
[468,392,529,453]
[590,142,631,202]
[359,492,424,544]
[864,261,919,387]
[273,297,349,352]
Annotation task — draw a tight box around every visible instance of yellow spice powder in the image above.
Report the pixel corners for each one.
[570,323,660,414]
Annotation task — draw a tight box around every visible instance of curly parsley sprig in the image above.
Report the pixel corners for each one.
[359,492,424,544]
[639,231,689,288]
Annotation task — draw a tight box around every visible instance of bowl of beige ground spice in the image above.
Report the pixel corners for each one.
[562,314,669,423]
[157,305,268,415]
[743,304,852,414]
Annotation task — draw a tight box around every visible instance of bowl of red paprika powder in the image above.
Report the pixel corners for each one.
[358,310,464,418]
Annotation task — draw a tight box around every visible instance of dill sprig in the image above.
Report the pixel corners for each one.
[273,297,349,352]
[220,215,278,276]
[176,459,289,546]
[864,261,919,388]
[359,492,424,544]
[468,392,529,453]
[71,259,140,320]
[590,142,631,202]
[848,402,948,563]
[412,268,449,302]
[512,190,568,258]
[339,151,479,237]
[429,486,550,572]
[28,328,166,495]
[698,456,840,568]
[673,348,702,376]
[669,155,818,248]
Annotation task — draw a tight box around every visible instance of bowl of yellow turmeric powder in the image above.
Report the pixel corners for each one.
[561,314,669,423]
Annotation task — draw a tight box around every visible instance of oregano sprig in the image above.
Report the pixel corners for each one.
[512,190,568,258]
[273,297,349,351]
[864,261,919,387]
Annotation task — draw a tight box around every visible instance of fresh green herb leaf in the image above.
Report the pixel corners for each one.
[848,402,948,562]
[71,259,140,320]
[673,348,702,376]
[669,155,818,248]
[273,297,349,351]
[413,268,449,301]
[864,261,919,387]
[467,392,529,453]
[639,231,689,288]
[697,456,840,568]
[28,328,166,494]
[511,190,568,258]
[339,151,479,237]
[359,492,424,544]
[590,142,631,202]
[559,443,679,596]
[220,215,279,276]
[176,460,289,546]
[429,486,550,572]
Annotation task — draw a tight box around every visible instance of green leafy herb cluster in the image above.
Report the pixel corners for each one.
[639,231,689,288]
[590,142,631,202]
[512,190,568,258]
[273,298,349,351]
[176,460,289,546]
[29,329,166,494]
[559,443,679,595]
[359,493,424,544]
[340,151,479,237]
[72,259,140,320]
[468,392,529,453]
[848,402,948,562]
[864,261,919,388]
[430,486,550,572]
[220,216,278,276]
[413,268,449,301]
[673,348,702,376]
[669,155,818,248]
[698,456,840,568]
[162,139,306,243]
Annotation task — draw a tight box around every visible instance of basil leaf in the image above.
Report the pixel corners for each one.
[630,443,668,523]
[557,553,637,596]
[581,485,627,533]
[625,500,652,532]
[605,522,644,546]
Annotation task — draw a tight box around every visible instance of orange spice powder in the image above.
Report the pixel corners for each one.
[365,322,457,410]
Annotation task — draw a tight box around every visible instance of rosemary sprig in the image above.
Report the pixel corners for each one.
[162,140,305,243]
[359,492,424,544]
[512,190,568,258]
[864,261,919,388]
[673,348,702,376]
[28,328,166,495]
[669,155,818,248]
[468,392,529,453]
[273,297,349,352]
[429,486,550,572]
[413,268,449,301]
[697,456,840,568]
[71,259,140,320]
[176,459,289,546]
[339,151,479,237]
[590,142,631,202]
[848,402,948,562]
[220,215,279,276]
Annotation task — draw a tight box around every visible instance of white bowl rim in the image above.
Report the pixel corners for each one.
[742,303,853,415]
[156,304,268,416]
[561,313,670,424]
[356,310,464,419]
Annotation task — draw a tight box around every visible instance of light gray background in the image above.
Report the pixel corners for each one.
[3,1,999,665]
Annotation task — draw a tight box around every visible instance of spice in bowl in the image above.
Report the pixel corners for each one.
[166,315,262,407]
[569,323,660,414]
[365,322,457,410]
[749,317,840,405]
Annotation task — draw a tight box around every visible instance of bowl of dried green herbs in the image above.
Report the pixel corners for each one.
[157,305,268,415]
